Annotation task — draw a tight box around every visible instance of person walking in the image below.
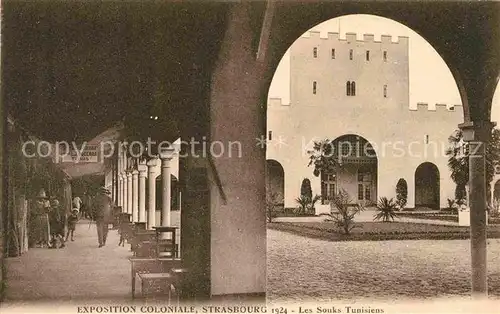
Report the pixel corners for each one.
[48,199,65,248]
[93,187,112,248]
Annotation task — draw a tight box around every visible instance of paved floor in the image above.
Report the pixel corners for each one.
[267,229,500,303]
[3,220,133,305]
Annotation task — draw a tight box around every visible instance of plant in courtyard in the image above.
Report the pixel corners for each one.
[395,179,408,210]
[446,128,500,206]
[295,194,321,215]
[443,198,458,214]
[266,191,280,223]
[307,139,340,177]
[321,189,364,235]
[373,197,398,222]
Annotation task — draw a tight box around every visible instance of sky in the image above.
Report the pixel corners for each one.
[268,14,500,123]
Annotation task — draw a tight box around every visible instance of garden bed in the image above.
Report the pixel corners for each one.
[267,221,500,242]
[395,212,500,224]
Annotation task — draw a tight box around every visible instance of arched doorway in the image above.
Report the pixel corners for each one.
[266,160,285,207]
[415,162,440,210]
[322,135,378,206]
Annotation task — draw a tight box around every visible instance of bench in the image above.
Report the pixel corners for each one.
[130,257,181,299]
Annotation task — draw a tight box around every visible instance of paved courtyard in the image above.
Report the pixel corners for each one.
[267,229,500,303]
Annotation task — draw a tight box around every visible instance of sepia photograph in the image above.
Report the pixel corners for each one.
[0,1,499,313]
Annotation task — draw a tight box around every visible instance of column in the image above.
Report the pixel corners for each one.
[147,159,158,229]
[118,176,123,207]
[138,161,147,223]
[160,148,175,229]
[123,172,128,214]
[127,171,133,216]
[459,121,494,297]
[132,170,139,223]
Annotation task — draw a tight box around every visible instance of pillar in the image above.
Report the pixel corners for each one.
[138,162,147,223]
[127,171,133,216]
[160,148,175,229]
[118,176,123,207]
[459,121,494,298]
[122,173,128,214]
[147,159,158,229]
[132,170,139,223]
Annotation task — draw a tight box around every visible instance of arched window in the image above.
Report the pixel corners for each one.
[331,48,336,59]
[351,81,356,96]
[366,50,370,61]
[383,51,387,61]
[383,85,387,98]
[346,81,351,96]
[313,47,318,58]
[349,49,353,60]
[313,81,317,94]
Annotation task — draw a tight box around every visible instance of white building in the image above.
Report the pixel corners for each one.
[266,31,463,212]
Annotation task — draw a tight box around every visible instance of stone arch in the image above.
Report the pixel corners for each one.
[414,162,440,210]
[264,11,483,123]
[266,159,285,206]
[323,134,378,205]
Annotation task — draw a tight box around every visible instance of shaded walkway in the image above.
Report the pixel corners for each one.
[3,220,131,303]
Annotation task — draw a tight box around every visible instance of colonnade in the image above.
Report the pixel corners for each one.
[115,144,177,230]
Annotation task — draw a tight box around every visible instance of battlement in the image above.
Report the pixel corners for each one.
[304,31,408,45]
[410,102,463,112]
[268,98,286,107]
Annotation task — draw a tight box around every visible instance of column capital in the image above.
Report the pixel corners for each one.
[146,158,158,168]
[126,171,132,178]
[459,121,496,142]
[138,164,148,176]
[159,145,176,160]
[132,170,139,176]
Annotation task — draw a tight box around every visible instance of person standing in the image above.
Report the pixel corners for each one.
[93,187,112,248]
[31,189,51,248]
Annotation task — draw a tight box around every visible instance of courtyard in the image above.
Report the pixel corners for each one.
[267,229,500,303]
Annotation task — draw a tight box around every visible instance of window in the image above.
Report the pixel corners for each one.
[364,185,371,200]
[313,81,317,94]
[331,48,335,59]
[383,85,387,98]
[349,49,353,60]
[425,135,429,144]
[268,131,272,141]
[358,184,364,200]
[346,81,356,96]
[313,47,318,58]
[383,51,387,61]
[366,50,370,61]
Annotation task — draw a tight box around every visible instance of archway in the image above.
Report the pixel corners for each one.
[415,162,440,210]
[323,134,378,206]
[266,160,284,207]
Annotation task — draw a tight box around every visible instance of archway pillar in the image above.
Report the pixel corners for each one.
[459,120,495,297]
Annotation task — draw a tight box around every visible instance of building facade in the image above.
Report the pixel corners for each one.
[266,31,463,211]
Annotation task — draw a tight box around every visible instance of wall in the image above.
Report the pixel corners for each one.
[267,32,463,209]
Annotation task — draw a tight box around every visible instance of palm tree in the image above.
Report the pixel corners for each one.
[321,189,364,235]
[374,197,398,222]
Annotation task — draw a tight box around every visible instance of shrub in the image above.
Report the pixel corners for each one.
[374,197,398,222]
[295,194,321,215]
[395,179,408,210]
[321,189,364,235]
[300,178,312,200]
[266,191,279,223]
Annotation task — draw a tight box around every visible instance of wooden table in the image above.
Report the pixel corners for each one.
[129,257,181,298]
[153,226,178,258]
